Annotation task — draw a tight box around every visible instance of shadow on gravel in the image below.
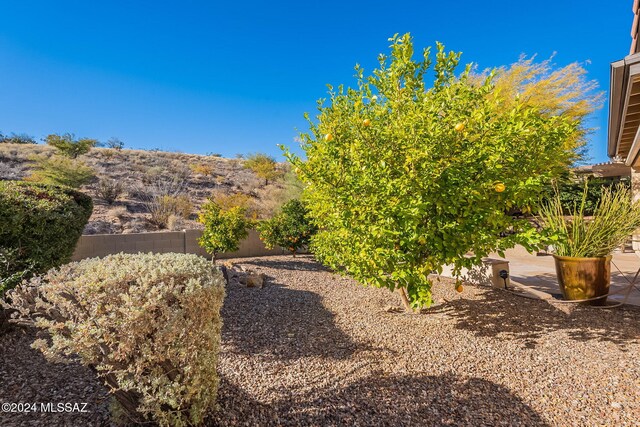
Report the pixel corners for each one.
[221,275,357,361]
[210,372,548,426]
[240,255,330,272]
[435,288,640,349]
[0,326,111,426]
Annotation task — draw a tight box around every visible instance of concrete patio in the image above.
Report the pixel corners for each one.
[495,246,640,307]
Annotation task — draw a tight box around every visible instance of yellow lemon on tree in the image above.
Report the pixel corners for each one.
[454,123,465,132]
[494,182,506,193]
[325,133,334,142]
[363,118,371,127]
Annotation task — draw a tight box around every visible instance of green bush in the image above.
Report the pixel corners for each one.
[27,155,95,188]
[45,133,98,158]
[0,181,92,294]
[4,252,226,426]
[543,177,631,216]
[243,153,283,185]
[258,199,316,255]
[198,199,251,262]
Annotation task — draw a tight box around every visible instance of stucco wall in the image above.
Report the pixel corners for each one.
[71,229,287,261]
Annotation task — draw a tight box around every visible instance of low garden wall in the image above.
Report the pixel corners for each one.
[71,229,286,261]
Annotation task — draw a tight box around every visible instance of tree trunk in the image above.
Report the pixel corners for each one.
[98,370,147,424]
[396,287,414,313]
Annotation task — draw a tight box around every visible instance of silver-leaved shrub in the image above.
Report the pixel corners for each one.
[5,252,226,426]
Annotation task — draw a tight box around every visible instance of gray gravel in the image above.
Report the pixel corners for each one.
[1,254,639,426]
[211,255,640,426]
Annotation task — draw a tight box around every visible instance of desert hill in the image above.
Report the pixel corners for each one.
[0,143,296,235]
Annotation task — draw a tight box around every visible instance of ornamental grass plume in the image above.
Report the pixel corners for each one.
[539,184,640,258]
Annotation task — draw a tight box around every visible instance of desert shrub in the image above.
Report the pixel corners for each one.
[143,194,193,227]
[106,137,125,150]
[476,55,603,157]
[96,178,124,204]
[143,166,165,183]
[0,181,92,294]
[261,169,305,216]
[0,132,36,144]
[27,155,95,188]
[148,195,178,227]
[4,252,226,426]
[174,194,193,219]
[198,199,251,262]
[190,163,214,176]
[101,148,117,160]
[243,153,283,185]
[137,174,189,228]
[167,214,185,231]
[210,191,263,219]
[45,133,98,158]
[212,191,252,212]
[258,199,316,255]
[109,206,128,220]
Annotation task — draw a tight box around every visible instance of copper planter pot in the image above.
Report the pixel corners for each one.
[553,255,611,306]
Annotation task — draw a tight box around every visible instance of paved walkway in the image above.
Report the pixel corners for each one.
[494,246,640,307]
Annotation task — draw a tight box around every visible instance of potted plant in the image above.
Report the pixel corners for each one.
[539,184,640,305]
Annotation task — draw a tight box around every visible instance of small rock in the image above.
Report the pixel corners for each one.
[246,273,265,288]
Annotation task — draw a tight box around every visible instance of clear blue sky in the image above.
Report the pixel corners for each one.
[0,1,632,162]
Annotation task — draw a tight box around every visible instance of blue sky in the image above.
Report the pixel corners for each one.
[0,1,631,162]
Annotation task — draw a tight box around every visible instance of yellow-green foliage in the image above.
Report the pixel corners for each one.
[146,194,193,227]
[285,34,588,309]
[27,155,95,188]
[190,163,214,176]
[198,199,251,261]
[243,153,283,185]
[44,133,98,158]
[213,191,252,211]
[473,56,603,159]
[5,253,226,426]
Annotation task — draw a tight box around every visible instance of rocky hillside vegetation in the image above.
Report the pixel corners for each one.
[0,143,300,235]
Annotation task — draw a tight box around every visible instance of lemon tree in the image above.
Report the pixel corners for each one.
[198,201,251,262]
[257,199,317,255]
[283,34,586,311]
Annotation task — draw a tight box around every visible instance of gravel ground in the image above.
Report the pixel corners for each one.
[2,254,639,426]
[0,327,111,426]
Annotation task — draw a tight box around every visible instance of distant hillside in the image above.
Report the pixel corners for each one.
[0,143,296,235]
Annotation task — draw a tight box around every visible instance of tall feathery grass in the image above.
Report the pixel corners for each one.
[539,184,640,258]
